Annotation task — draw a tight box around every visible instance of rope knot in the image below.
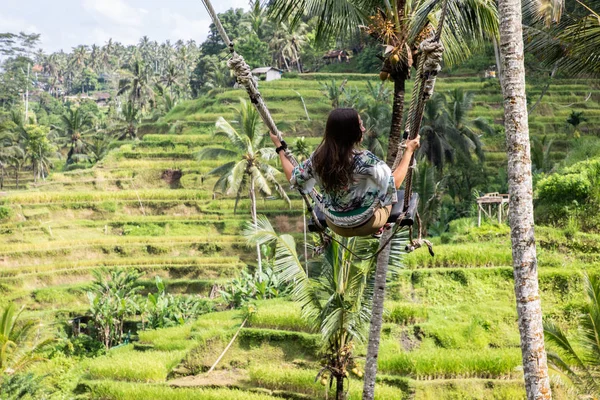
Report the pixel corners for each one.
[418,39,444,99]
[228,52,257,88]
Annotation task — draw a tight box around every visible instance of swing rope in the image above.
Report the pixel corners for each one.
[200,0,447,260]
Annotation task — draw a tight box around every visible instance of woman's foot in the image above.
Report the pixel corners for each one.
[372,223,392,239]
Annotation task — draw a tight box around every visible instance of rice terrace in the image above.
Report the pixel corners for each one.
[1,0,600,399]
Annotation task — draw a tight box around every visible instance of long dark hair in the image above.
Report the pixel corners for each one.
[312,108,363,192]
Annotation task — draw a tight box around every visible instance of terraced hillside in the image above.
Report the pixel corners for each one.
[1,74,600,399]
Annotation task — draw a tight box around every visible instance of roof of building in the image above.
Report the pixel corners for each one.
[323,50,350,58]
[251,67,283,74]
[93,92,111,100]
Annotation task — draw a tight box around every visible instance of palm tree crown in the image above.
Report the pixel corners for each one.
[245,215,406,400]
[198,98,290,212]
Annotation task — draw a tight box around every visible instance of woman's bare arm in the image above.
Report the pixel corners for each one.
[270,132,294,181]
[392,136,421,189]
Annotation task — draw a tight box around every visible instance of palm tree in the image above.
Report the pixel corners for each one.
[413,160,444,235]
[84,133,113,163]
[1,303,52,375]
[0,131,24,190]
[531,135,554,173]
[525,0,600,78]
[420,90,492,170]
[292,137,311,162]
[566,110,587,138]
[247,0,271,39]
[160,63,183,97]
[117,59,155,110]
[59,108,91,164]
[268,2,499,398]
[498,0,552,397]
[118,101,140,140]
[197,99,291,275]
[544,273,600,397]
[342,82,392,159]
[23,125,58,182]
[246,216,406,400]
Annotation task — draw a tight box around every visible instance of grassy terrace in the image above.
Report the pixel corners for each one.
[1,74,599,398]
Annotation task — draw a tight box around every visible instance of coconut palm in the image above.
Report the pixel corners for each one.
[498,0,552,396]
[531,135,555,173]
[342,82,392,159]
[525,0,600,78]
[544,273,600,398]
[198,99,291,275]
[292,137,311,162]
[117,59,155,110]
[0,131,24,190]
[413,159,444,235]
[59,107,91,164]
[160,63,183,97]
[245,215,406,400]
[118,101,140,140]
[420,90,492,170]
[23,125,59,182]
[1,303,52,375]
[246,0,272,39]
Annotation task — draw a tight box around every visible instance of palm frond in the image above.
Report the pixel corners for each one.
[268,0,379,44]
[215,117,248,152]
[196,147,238,160]
[410,0,499,65]
[227,160,248,196]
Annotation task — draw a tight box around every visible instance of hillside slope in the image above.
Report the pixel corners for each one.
[1,73,599,399]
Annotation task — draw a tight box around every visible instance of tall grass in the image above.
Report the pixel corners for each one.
[82,346,186,382]
[378,345,522,379]
[248,365,406,399]
[87,381,281,400]
[249,299,312,332]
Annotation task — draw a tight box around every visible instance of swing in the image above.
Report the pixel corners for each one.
[200,0,446,255]
[308,190,419,233]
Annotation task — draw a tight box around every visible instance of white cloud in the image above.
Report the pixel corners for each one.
[0,14,38,34]
[160,10,211,43]
[82,0,145,27]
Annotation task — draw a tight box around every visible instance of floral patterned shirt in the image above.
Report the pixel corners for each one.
[290,150,397,213]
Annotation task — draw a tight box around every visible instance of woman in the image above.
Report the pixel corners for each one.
[271,108,420,237]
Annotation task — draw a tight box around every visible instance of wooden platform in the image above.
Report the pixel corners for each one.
[477,193,509,226]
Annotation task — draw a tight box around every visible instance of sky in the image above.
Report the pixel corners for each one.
[0,0,250,53]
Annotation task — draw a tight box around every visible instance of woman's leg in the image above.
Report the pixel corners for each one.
[327,205,393,237]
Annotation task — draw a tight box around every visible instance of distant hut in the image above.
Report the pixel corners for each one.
[251,67,283,82]
[323,50,351,64]
[93,92,111,107]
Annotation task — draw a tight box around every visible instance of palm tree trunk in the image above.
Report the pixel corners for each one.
[385,75,407,165]
[363,227,393,400]
[498,0,552,398]
[15,168,19,190]
[249,178,263,278]
[292,45,302,73]
[364,71,408,400]
[336,376,345,400]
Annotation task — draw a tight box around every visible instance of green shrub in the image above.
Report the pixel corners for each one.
[0,205,13,221]
[123,223,164,236]
[536,173,591,203]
